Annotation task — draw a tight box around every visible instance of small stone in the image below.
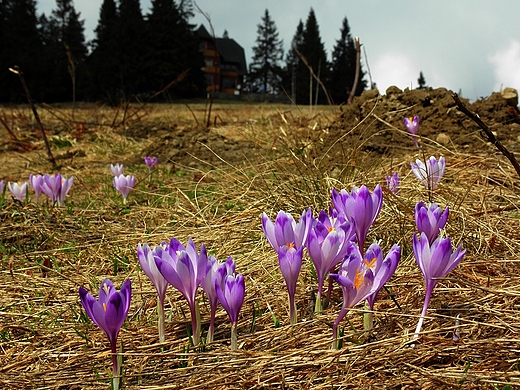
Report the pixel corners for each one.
[385,85,402,97]
[501,87,518,107]
[436,133,451,145]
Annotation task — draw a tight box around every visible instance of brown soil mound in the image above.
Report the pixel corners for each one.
[325,86,520,157]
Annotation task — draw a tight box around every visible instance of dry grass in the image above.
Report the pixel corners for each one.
[0,101,520,389]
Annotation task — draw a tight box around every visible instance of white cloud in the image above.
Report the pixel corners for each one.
[489,40,520,92]
[371,52,418,93]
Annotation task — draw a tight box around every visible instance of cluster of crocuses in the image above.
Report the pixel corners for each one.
[78,238,245,388]
[0,173,74,205]
[403,115,466,340]
[110,163,136,204]
[413,201,465,340]
[262,184,401,349]
[110,157,158,203]
[137,237,245,350]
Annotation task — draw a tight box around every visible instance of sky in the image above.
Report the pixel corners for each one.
[36,0,520,100]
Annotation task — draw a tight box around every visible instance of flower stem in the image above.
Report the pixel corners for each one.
[332,306,349,350]
[110,342,120,390]
[414,285,433,340]
[190,301,201,345]
[326,274,333,303]
[157,298,165,343]
[363,310,374,333]
[230,322,238,350]
[289,293,297,325]
[207,304,216,343]
[314,292,323,314]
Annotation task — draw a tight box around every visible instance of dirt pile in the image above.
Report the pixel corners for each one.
[124,124,260,171]
[326,86,520,156]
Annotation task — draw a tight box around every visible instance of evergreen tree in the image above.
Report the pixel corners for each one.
[88,0,119,101]
[417,71,427,89]
[0,0,44,101]
[144,0,204,98]
[248,9,284,94]
[282,20,304,103]
[45,0,88,101]
[296,8,329,105]
[329,17,366,103]
[115,0,147,99]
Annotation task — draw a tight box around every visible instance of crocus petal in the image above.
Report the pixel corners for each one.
[8,182,28,202]
[216,273,245,324]
[78,279,131,347]
[138,243,169,302]
[113,174,135,200]
[110,163,124,176]
[277,245,304,298]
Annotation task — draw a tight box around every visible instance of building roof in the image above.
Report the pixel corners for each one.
[215,38,247,76]
[196,24,247,76]
[196,24,212,40]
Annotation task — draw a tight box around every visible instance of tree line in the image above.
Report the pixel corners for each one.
[249,8,367,105]
[0,1,366,105]
[0,0,204,103]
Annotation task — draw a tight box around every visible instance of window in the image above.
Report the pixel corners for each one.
[223,78,236,89]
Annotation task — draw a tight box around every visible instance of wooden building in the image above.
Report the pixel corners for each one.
[197,25,247,95]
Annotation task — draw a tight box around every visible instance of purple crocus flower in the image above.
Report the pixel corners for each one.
[385,172,400,195]
[262,208,311,323]
[39,174,73,206]
[413,232,465,339]
[364,243,401,311]
[0,179,4,195]
[307,210,355,313]
[411,156,446,190]
[137,243,169,343]
[363,243,401,332]
[110,163,124,176]
[215,267,245,350]
[29,174,44,203]
[40,174,62,203]
[404,116,420,147]
[331,185,383,255]
[277,245,304,324]
[329,242,399,348]
[7,181,28,202]
[201,255,234,343]
[57,176,74,206]
[79,279,131,388]
[144,156,158,170]
[153,238,207,345]
[415,202,449,244]
[262,208,312,252]
[113,174,135,204]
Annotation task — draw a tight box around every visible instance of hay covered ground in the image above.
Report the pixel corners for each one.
[1,88,520,389]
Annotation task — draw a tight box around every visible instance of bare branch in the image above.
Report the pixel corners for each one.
[347,37,361,104]
[9,66,57,169]
[295,49,333,106]
[452,93,520,180]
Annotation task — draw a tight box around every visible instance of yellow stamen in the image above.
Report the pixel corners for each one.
[364,257,377,269]
[102,303,107,312]
[354,269,365,289]
[286,242,295,249]
[327,226,335,233]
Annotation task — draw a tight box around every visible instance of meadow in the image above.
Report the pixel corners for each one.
[1,89,520,389]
